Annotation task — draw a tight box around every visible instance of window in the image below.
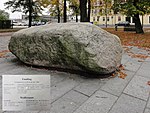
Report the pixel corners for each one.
[92,10,94,14]
[97,16,100,21]
[97,1,100,5]
[107,17,109,21]
[93,17,95,21]
[103,17,105,21]
[132,17,135,23]
[100,9,102,13]
[118,16,121,21]
[100,0,103,5]
[94,9,97,14]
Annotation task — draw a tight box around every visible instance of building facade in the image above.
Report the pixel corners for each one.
[90,0,150,25]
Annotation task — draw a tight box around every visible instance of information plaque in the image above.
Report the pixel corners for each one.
[2,75,51,111]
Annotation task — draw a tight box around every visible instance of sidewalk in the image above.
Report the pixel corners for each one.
[0,34,150,113]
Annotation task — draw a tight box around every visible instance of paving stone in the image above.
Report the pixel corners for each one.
[124,76,150,101]
[137,49,150,56]
[140,61,150,69]
[0,87,1,111]
[51,77,79,102]
[65,73,85,83]
[0,36,11,51]
[147,97,150,108]
[101,71,135,96]
[145,57,150,62]
[121,54,131,64]
[109,94,146,113]
[1,67,30,75]
[0,63,18,73]
[74,78,107,96]
[1,67,50,76]
[0,61,25,74]
[16,68,51,75]
[51,90,88,113]
[1,111,49,113]
[136,66,150,78]
[73,90,118,113]
[144,108,150,113]
[50,72,68,86]
[129,46,141,53]
[51,98,77,113]
[62,90,88,105]
[124,59,142,72]
[0,56,16,64]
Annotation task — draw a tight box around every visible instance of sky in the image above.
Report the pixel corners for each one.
[0,0,23,19]
[0,0,49,19]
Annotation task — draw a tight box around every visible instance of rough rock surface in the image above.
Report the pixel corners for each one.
[9,23,123,75]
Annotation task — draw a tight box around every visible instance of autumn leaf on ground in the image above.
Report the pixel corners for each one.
[119,64,125,70]
[0,50,10,58]
[138,60,144,62]
[130,54,149,59]
[118,71,127,79]
[111,72,118,78]
[103,28,150,49]
[111,64,127,79]
[147,81,150,85]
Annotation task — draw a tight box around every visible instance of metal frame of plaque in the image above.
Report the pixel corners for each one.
[2,75,51,111]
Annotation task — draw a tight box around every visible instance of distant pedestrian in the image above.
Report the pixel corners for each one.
[115,25,118,31]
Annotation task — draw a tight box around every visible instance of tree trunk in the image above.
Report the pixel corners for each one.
[57,5,60,23]
[76,14,78,22]
[133,0,144,33]
[142,15,143,28]
[28,0,32,27]
[87,0,91,22]
[133,13,144,34]
[105,14,107,28]
[105,0,108,28]
[63,0,67,22]
[79,0,88,22]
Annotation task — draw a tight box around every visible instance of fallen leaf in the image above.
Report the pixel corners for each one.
[0,50,10,58]
[103,28,150,49]
[112,73,115,76]
[119,64,125,70]
[147,81,150,85]
[111,73,116,78]
[138,60,144,62]
[131,54,149,59]
[118,71,127,79]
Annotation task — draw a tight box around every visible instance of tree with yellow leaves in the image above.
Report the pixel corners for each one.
[39,0,67,23]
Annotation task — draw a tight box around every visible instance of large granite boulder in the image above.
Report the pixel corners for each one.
[9,23,123,75]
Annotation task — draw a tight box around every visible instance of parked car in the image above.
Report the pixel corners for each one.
[13,22,27,26]
[12,22,19,26]
[31,21,46,26]
[115,21,130,26]
[17,22,25,26]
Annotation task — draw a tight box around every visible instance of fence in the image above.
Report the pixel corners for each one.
[0,20,12,29]
[124,25,136,31]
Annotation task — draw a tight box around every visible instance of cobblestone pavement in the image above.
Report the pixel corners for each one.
[0,32,150,113]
